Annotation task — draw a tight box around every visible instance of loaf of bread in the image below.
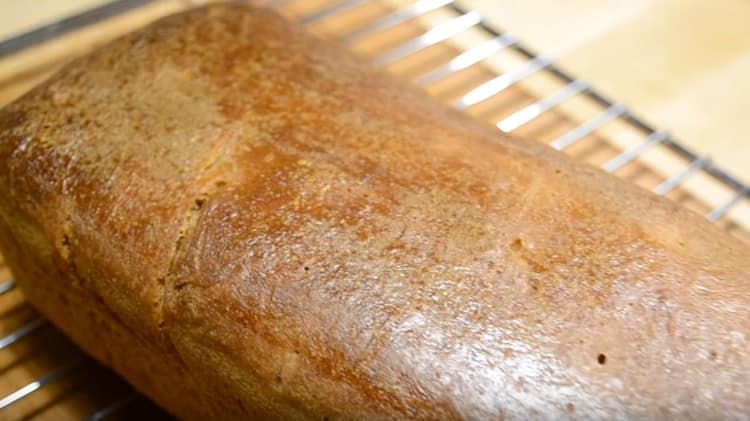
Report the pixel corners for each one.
[0,4,748,419]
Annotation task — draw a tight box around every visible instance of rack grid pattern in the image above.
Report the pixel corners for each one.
[0,0,748,418]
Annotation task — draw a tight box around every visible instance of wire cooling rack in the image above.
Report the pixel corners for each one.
[0,0,748,419]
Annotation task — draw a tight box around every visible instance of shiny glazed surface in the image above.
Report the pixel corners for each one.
[0,4,748,419]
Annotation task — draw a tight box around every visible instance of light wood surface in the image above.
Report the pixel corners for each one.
[465,0,750,185]
[0,0,114,40]
[0,1,748,419]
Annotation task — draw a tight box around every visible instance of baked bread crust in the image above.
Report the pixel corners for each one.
[0,4,748,419]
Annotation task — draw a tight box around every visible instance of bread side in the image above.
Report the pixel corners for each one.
[0,4,748,419]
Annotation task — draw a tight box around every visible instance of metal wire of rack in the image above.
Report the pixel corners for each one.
[0,0,748,418]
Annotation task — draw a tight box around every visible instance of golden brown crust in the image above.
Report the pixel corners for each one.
[0,3,748,419]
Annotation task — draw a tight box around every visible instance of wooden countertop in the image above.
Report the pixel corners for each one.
[0,0,113,40]
[465,0,750,184]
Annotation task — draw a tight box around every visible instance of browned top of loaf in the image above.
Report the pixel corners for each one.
[0,3,748,419]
